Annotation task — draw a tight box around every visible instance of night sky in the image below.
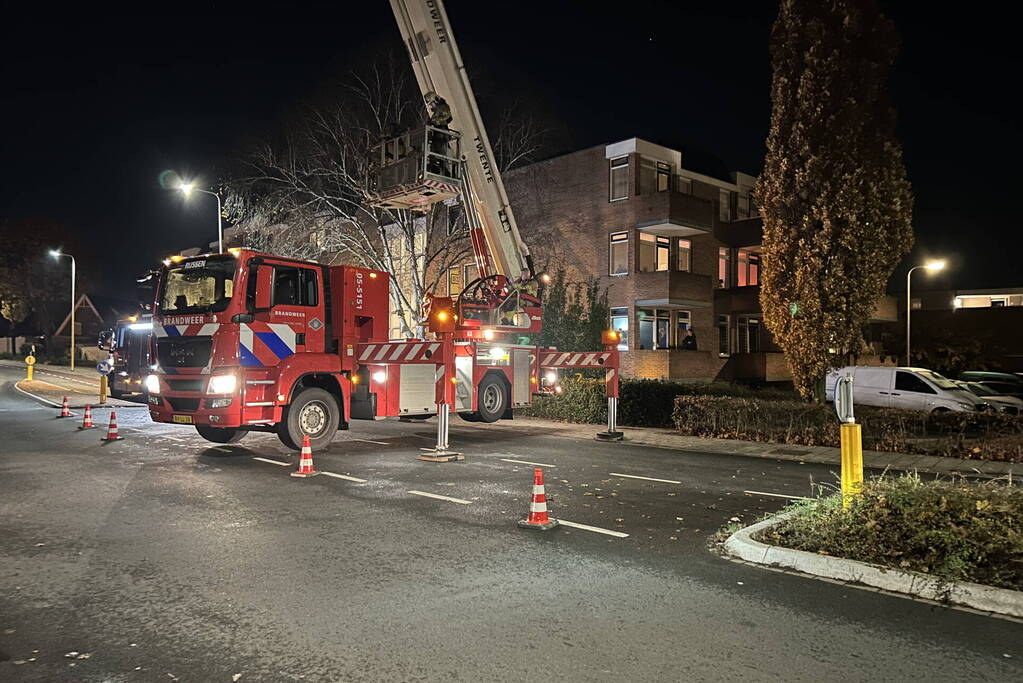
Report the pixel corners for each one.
[1,1,1019,300]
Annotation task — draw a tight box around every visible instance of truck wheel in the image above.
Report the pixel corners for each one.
[475,373,508,423]
[278,388,340,452]
[458,412,481,422]
[195,425,248,444]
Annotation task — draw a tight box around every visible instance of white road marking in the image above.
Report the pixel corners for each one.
[352,438,390,445]
[253,457,291,467]
[320,471,367,483]
[743,490,809,501]
[501,458,557,468]
[558,519,630,538]
[13,381,62,408]
[407,490,472,505]
[609,472,681,484]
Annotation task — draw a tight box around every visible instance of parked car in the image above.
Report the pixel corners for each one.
[954,381,1023,415]
[959,371,1023,391]
[826,366,986,414]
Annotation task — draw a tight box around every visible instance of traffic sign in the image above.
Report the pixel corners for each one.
[25,355,36,366]
[96,360,113,376]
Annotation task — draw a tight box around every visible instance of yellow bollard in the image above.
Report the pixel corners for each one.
[99,375,108,405]
[840,422,863,509]
[25,354,36,381]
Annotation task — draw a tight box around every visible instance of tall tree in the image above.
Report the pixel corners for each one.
[757,0,914,397]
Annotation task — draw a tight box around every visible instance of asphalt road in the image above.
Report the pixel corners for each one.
[1,364,1020,681]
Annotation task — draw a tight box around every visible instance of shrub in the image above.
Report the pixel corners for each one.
[673,395,1023,462]
[759,474,1023,591]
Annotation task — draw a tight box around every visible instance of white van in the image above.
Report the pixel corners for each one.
[825,366,986,414]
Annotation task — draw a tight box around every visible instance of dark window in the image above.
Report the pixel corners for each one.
[609,157,629,201]
[895,371,935,394]
[272,267,318,307]
[656,162,670,192]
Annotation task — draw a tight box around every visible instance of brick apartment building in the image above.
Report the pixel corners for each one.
[502,137,896,383]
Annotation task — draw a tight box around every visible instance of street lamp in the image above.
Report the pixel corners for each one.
[177,180,223,253]
[905,259,946,366]
[49,250,77,371]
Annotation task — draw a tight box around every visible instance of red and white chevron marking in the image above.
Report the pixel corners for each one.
[539,351,612,368]
[357,342,442,363]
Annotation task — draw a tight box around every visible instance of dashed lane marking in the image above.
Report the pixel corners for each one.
[352,438,390,445]
[320,471,367,483]
[743,490,809,501]
[501,458,557,468]
[558,519,630,538]
[407,490,472,505]
[609,472,681,484]
[253,457,291,467]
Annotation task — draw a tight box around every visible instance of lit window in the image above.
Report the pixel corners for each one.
[676,239,692,272]
[609,232,629,275]
[718,248,731,288]
[464,262,479,288]
[609,157,629,201]
[447,265,463,296]
[639,234,670,272]
[737,249,760,287]
[656,162,671,192]
[677,311,695,350]
[610,307,629,351]
[638,308,670,350]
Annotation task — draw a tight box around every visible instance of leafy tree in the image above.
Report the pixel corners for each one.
[538,270,608,352]
[757,0,914,398]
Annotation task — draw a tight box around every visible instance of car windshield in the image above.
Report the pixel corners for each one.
[917,369,959,391]
[159,257,237,314]
[976,382,1005,396]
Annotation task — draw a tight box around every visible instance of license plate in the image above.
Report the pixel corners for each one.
[172,414,193,424]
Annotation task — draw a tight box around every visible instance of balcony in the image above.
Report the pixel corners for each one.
[632,270,714,308]
[633,190,714,236]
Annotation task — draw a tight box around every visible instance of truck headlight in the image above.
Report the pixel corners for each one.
[145,374,160,394]
[207,375,237,394]
[545,371,557,384]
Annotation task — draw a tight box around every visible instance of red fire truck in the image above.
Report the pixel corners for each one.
[145,0,623,457]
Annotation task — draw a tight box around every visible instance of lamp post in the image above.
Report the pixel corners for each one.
[178,182,223,253]
[49,250,77,371]
[905,259,946,366]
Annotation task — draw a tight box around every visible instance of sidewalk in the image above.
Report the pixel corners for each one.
[510,417,1020,478]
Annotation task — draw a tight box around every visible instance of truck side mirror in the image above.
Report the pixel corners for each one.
[254,265,273,311]
[98,329,114,351]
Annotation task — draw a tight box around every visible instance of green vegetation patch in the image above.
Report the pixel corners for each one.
[759,474,1023,591]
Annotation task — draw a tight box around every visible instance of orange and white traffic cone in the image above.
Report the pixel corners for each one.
[290,434,320,478]
[518,467,559,530]
[58,396,73,418]
[101,411,123,441]
[78,404,95,430]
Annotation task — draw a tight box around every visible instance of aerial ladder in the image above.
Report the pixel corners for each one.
[371,0,546,344]
[368,0,624,445]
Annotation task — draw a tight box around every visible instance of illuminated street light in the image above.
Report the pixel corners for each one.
[49,250,77,371]
[906,259,947,366]
[176,179,222,253]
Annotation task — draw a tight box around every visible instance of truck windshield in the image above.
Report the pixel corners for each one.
[159,258,237,314]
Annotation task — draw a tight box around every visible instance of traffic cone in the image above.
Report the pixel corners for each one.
[57,396,72,418]
[78,404,96,430]
[290,434,320,478]
[101,411,123,441]
[518,468,559,530]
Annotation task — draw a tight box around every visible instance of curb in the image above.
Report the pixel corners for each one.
[723,510,1023,619]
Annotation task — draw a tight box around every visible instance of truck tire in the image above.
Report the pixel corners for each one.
[474,373,508,423]
[195,425,248,444]
[277,387,340,452]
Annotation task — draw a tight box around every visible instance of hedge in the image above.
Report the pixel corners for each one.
[673,395,1023,462]
[519,376,1023,462]
[520,376,798,428]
